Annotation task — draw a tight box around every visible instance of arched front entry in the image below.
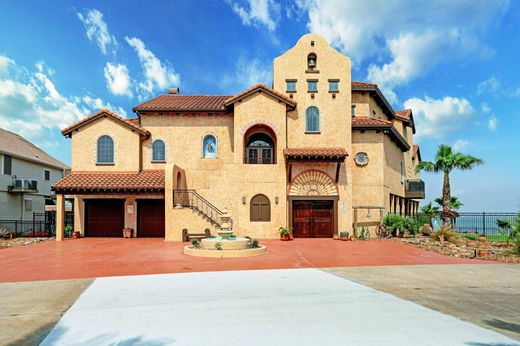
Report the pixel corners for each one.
[288,170,338,238]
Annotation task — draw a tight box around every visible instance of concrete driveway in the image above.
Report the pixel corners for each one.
[41,268,518,346]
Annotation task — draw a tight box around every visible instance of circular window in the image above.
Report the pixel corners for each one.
[355,152,369,166]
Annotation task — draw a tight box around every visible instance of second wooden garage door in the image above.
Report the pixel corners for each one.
[137,199,165,237]
[292,200,334,238]
[85,199,125,237]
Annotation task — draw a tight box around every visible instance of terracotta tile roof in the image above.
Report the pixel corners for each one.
[133,95,231,112]
[0,128,69,170]
[412,144,421,161]
[284,147,348,158]
[395,109,412,121]
[52,170,164,193]
[127,117,140,125]
[62,109,150,137]
[351,81,378,89]
[224,83,297,109]
[352,117,392,127]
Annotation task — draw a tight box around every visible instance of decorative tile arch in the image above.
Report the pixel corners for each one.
[289,170,338,196]
[239,118,281,137]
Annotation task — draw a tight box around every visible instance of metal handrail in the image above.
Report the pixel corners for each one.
[173,189,233,229]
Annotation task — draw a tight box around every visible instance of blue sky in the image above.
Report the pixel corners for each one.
[0,0,519,211]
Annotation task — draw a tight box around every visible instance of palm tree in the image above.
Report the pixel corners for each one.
[420,202,439,226]
[416,145,483,226]
[434,196,463,211]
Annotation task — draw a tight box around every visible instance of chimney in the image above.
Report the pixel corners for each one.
[168,87,180,94]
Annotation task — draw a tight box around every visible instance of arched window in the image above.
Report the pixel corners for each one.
[152,140,165,162]
[306,106,320,132]
[308,53,317,69]
[97,135,114,163]
[203,134,217,159]
[245,125,276,164]
[250,194,271,222]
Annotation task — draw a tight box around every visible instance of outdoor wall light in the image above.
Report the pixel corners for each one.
[367,210,372,219]
[275,196,279,205]
[242,196,246,205]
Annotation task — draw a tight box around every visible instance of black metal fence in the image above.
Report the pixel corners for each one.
[0,211,74,238]
[430,212,517,242]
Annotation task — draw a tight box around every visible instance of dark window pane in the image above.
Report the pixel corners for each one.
[3,155,12,175]
[152,140,166,161]
[97,135,114,163]
[44,170,50,180]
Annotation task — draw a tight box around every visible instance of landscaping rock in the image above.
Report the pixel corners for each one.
[420,224,433,236]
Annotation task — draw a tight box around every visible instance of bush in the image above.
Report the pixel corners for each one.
[279,227,291,236]
[249,239,259,248]
[402,216,424,237]
[356,227,370,240]
[431,225,461,244]
[383,214,404,236]
[191,239,200,248]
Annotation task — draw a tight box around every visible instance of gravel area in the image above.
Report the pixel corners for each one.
[393,236,520,263]
[0,237,55,249]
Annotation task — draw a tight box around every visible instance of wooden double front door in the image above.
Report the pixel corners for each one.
[292,200,334,238]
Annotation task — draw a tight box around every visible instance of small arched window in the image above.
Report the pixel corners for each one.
[308,53,317,69]
[97,135,114,163]
[306,106,320,132]
[203,134,217,159]
[152,140,165,162]
[250,194,271,222]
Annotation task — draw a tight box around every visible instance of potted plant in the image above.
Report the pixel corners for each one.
[122,228,133,238]
[64,225,73,238]
[339,231,350,241]
[73,230,80,239]
[279,226,292,241]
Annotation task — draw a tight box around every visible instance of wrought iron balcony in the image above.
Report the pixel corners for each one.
[8,179,38,193]
[405,179,425,199]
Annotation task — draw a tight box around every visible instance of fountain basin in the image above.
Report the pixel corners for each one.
[200,237,249,250]
[183,244,267,258]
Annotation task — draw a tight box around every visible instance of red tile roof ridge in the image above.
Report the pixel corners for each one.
[224,83,297,108]
[61,109,150,137]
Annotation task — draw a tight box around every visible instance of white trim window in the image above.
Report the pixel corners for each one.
[152,139,166,162]
[97,135,114,164]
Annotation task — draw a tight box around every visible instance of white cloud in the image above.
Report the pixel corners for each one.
[453,139,470,152]
[481,102,491,113]
[488,115,498,131]
[0,54,126,142]
[104,63,132,97]
[125,36,180,100]
[77,9,117,55]
[304,0,508,103]
[228,0,281,31]
[477,75,501,95]
[403,96,475,140]
[222,55,272,93]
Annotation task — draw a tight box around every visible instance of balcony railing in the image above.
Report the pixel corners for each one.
[8,179,38,193]
[405,179,425,199]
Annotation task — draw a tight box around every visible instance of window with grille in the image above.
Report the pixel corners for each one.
[250,194,271,222]
[306,106,320,132]
[152,139,166,161]
[246,131,275,164]
[97,135,114,164]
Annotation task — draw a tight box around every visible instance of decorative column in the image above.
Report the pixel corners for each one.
[56,193,65,241]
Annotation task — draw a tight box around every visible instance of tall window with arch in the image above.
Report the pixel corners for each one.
[245,125,276,164]
[152,139,165,162]
[306,106,320,132]
[97,135,114,163]
[203,134,217,159]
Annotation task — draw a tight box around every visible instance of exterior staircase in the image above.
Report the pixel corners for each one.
[173,189,233,229]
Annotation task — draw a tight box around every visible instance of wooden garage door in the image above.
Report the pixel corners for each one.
[85,199,125,237]
[137,199,165,237]
[292,200,334,238]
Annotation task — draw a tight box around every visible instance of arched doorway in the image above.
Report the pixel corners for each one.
[289,170,338,238]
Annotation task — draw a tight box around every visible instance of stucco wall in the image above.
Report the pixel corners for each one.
[70,117,141,171]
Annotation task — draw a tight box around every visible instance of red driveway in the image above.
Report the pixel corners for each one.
[0,238,492,282]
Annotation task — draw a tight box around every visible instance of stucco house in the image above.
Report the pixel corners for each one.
[0,128,68,221]
[52,34,424,241]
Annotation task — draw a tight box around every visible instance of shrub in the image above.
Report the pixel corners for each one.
[191,239,200,248]
[249,239,259,248]
[403,216,424,237]
[431,225,461,244]
[214,242,222,250]
[383,214,404,236]
[356,227,370,240]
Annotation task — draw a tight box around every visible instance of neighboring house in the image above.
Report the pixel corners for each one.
[0,128,69,221]
[53,33,424,241]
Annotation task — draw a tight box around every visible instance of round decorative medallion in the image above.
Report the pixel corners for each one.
[355,152,369,166]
